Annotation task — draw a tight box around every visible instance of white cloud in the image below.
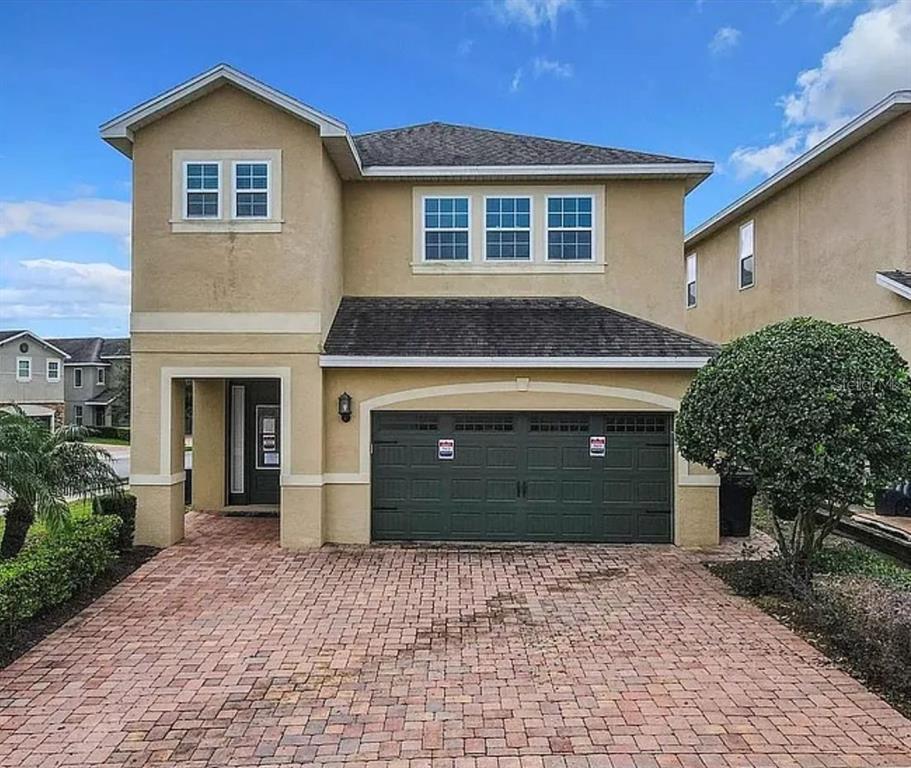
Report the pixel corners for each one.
[532,56,574,78]
[0,259,130,323]
[0,198,130,241]
[490,0,578,32]
[709,26,741,55]
[457,38,474,56]
[510,67,524,92]
[729,1,911,179]
[809,0,854,10]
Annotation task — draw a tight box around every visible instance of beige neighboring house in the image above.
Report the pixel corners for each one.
[0,330,68,428]
[684,90,911,362]
[101,64,722,551]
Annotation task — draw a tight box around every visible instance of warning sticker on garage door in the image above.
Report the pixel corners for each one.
[438,438,455,460]
[589,436,606,457]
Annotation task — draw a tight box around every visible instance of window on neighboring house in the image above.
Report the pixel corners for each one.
[547,196,593,260]
[97,367,106,385]
[184,162,220,218]
[234,162,269,218]
[686,253,697,309]
[424,197,470,261]
[47,359,61,382]
[74,368,83,388]
[739,220,755,289]
[73,405,83,427]
[485,197,531,260]
[16,357,31,382]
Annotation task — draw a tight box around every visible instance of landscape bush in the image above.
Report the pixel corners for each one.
[0,516,121,638]
[93,493,137,551]
[90,426,130,442]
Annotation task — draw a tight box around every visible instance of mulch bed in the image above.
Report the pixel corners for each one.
[0,546,160,669]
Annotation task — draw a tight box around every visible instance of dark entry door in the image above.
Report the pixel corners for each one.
[371,411,672,543]
[227,379,280,505]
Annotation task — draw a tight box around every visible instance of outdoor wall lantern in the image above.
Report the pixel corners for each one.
[338,392,353,423]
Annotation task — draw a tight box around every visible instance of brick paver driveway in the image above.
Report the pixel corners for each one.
[1,513,909,768]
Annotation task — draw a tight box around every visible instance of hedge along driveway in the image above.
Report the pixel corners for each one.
[0,512,909,767]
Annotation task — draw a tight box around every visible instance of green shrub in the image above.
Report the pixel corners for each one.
[0,516,120,638]
[710,557,799,599]
[805,577,911,706]
[89,426,130,442]
[93,493,136,551]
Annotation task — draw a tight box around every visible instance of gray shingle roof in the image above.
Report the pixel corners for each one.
[0,330,27,345]
[353,122,699,168]
[100,337,130,357]
[47,337,104,363]
[323,297,717,359]
[878,270,911,290]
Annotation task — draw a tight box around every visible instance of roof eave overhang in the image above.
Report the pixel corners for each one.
[686,91,911,249]
[876,273,911,301]
[319,355,711,369]
[0,331,71,360]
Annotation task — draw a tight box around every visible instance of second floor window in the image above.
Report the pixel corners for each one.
[74,368,83,388]
[424,197,469,261]
[47,360,60,382]
[97,367,106,385]
[16,358,31,382]
[185,162,220,218]
[686,253,697,308]
[547,196,593,261]
[485,197,531,260]
[234,162,269,218]
[739,220,755,289]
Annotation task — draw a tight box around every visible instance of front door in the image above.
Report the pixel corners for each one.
[226,379,280,505]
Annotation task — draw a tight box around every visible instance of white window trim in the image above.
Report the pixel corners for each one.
[171,149,283,233]
[73,405,83,427]
[16,357,32,382]
[545,194,596,262]
[738,220,755,290]
[74,368,83,388]
[685,253,697,309]
[46,359,61,382]
[182,160,222,220]
[483,195,533,262]
[97,367,106,385]
[231,160,272,220]
[421,195,472,263]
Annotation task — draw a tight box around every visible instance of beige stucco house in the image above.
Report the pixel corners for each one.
[101,64,721,551]
[684,91,911,362]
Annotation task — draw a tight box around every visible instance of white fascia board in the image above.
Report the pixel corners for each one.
[0,331,71,360]
[686,91,911,248]
[100,64,356,159]
[319,355,711,369]
[62,361,110,367]
[876,273,911,301]
[362,162,713,180]
[86,397,117,406]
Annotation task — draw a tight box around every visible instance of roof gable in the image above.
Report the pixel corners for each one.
[0,330,70,359]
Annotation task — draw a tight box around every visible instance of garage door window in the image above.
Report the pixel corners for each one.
[604,415,667,432]
[454,414,515,432]
[529,414,591,432]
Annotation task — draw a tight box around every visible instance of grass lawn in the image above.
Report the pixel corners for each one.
[0,499,94,542]
[86,437,130,447]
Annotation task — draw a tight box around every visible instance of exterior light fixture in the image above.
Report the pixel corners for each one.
[338,392,353,423]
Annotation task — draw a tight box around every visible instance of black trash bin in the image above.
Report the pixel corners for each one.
[720,475,755,537]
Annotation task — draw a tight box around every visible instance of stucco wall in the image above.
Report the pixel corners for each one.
[685,113,911,360]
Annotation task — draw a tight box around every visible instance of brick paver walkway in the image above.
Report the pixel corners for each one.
[1,512,909,768]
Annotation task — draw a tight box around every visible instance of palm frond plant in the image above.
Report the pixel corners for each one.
[0,408,123,558]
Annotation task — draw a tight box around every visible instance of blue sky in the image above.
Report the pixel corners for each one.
[1,0,909,337]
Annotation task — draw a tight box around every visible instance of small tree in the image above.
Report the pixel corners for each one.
[676,318,911,587]
[0,409,123,558]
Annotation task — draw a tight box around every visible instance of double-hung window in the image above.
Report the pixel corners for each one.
[686,253,697,308]
[739,220,755,289]
[97,367,106,386]
[234,162,269,218]
[485,197,531,260]
[184,162,220,218]
[547,196,593,260]
[73,405,83,427]
[16,358,31,382]
[424,197,469,261]
[47,359,60,382]
[74,368,83,388]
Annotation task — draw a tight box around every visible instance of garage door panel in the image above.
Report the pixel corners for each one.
[372,411,673,543]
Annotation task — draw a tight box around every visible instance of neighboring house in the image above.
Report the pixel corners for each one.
[0,330,68,428]
[101,64,721,550]
[684,91,911,362]
[47,337,131,427]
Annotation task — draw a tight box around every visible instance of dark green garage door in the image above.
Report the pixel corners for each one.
[371,412,673,543]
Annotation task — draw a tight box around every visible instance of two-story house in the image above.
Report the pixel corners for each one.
[101,65,720,550]
[0,330,68,428]
[49,337,131,428]
[684,90,911,361]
